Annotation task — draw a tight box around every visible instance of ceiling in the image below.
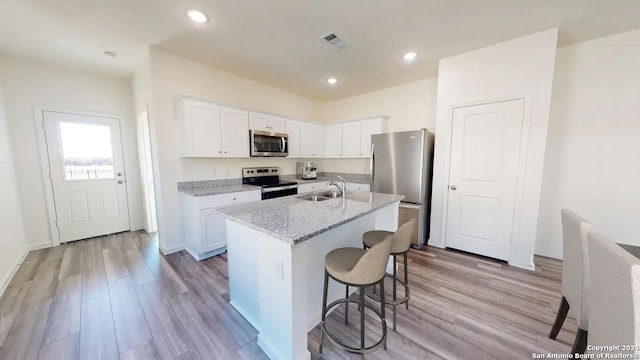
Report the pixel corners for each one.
[1,1,639,101]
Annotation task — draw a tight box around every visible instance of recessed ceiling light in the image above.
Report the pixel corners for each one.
[103,50,117,58]
[187,10,208,24]
[403,52,418,61]
[327,78,338,85]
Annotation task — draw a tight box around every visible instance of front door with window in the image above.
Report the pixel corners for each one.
[43,111,130,242]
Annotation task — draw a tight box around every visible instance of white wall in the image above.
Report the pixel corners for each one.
[146,48,323,253]
[536,29,640,258]
[0,54,145,247]
[320,77,438,174]
[430,29,558,269]
[0,78,28,293]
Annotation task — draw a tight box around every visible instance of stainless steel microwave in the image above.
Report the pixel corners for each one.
[249,130,288,157]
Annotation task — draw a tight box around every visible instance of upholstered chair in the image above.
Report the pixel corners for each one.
[587,231,640,355]
[548,209,594,354]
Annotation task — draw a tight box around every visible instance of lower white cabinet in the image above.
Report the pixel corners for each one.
[348,183,371,192]
[297,181,329,194]
[180,190,261,260]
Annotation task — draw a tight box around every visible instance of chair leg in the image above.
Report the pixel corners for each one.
[320,271,329,353]
[404,252,409,310]
[392,254,397,331]
[345,285,349,324]
[360,286,365,355]
[571,328,588,354]
[380,277,387,350]
[549,296,570,339]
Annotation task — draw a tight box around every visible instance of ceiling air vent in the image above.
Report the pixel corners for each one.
[322,32,349,50]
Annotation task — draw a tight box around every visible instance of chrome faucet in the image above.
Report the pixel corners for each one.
[328,175,347,197]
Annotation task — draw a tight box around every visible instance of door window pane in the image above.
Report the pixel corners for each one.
[59,122,115,180]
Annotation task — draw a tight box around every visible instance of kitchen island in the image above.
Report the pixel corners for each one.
[214,191,404,360]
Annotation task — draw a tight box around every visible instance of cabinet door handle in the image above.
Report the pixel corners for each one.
[218,150,222,154]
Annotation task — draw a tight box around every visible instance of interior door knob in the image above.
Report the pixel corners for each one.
[450,185,457,190]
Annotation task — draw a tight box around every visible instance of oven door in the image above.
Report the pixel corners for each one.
[250,130,288,157]
[262,185,298,200]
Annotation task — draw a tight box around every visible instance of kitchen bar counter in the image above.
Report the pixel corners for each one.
[178,172,369,197]
[280,172,370,185]
[214,191,403,244]
[216,191,402,360]
[177,179,260,196]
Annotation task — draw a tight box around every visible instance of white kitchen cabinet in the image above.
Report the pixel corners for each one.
[348,183,371,192]
[298,181,329,194]
[341,117,386,158]
[286,119,301,158]
[177,98,249,158]
[324,124,343,158]
[299,122,324,158]
[341,122,361,158]
[180,190,261,260]
[177,99,223,157]
[221,107,250,157]
[249,112,286,133]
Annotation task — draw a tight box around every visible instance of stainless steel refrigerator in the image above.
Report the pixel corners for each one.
[371,129,434,248]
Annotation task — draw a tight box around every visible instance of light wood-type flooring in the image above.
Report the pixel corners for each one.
[0,231,574,359]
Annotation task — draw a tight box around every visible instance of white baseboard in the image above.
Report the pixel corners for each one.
[130,223,145,231]
[0,249,29,297]
[159,243,184,255]
[28,241,53,251]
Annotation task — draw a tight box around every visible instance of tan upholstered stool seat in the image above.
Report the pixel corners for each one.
[325,248,367,283]
[363,231,393,252]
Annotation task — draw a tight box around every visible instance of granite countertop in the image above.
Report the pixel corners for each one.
[213,191,404,245]
[178,172,370,196]
[177,179,260,196]
[281,172,370,185]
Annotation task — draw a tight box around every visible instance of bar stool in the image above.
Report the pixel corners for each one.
[319,235,393,358]
[363,219,416,331]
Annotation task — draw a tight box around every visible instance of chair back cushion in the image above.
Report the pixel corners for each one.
[561,209,595,329]
[350,235,393,285]
[588,231,640,352]
[392,219,417,254]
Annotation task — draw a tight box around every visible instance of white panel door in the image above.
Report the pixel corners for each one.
[221,107,249,157]
[341,122,361,158]
[43,111,130,243]
[286,119,300,158]
[445,99,524,261]
[324,124,343,158]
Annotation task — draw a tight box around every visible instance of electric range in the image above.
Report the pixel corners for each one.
[242,167,298,200]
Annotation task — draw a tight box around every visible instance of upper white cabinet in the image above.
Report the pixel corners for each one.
[249,112,286,133]
[178,99,223,157]
[342,118,386,158]
[221,107,250,157]
[177,98,249,158]
[286,119,301,158]
[324,124,343,158]
[300,122,324,158]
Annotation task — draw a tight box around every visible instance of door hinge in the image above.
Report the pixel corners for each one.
[54,220,59,228]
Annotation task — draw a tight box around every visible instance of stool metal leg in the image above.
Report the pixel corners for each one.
[392,254,397,331]
[404,252,409,310]
[345,285,349,324]
[320,270,329,354]
[379,277,387,350]
[360,287,365,359]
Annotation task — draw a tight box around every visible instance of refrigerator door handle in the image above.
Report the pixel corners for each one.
[370,143,375,189]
